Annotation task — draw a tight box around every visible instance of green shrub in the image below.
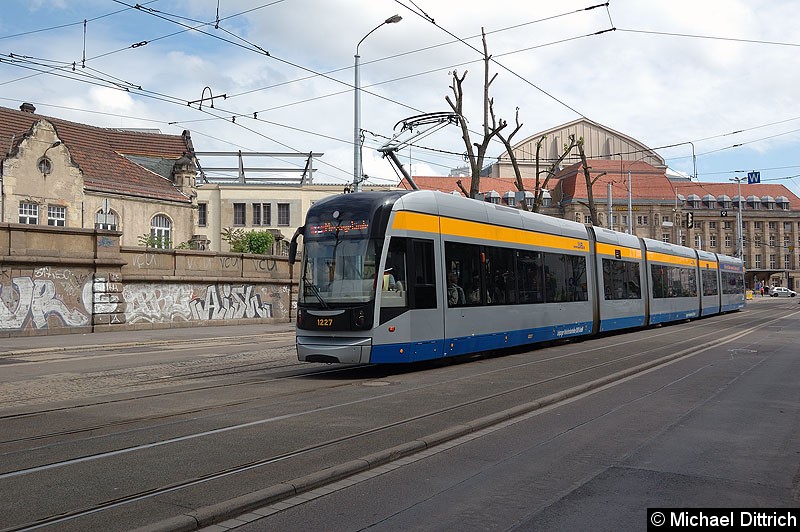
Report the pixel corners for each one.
[221,228,274,254]
[138,234,172,249]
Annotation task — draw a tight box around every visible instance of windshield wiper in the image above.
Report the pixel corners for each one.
[302,274,330,309]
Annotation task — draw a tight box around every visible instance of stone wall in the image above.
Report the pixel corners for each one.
[0,223,297,337]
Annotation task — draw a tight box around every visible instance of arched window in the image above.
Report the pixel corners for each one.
[150,214,172,248]
[95,208,118,230]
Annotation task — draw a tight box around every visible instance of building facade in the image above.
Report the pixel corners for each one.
[0,104,200,248]
[407,119,800,290]
[486,118,666,179]
[196,183,396,253]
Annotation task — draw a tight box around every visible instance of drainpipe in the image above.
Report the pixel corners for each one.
[0,159,4,222]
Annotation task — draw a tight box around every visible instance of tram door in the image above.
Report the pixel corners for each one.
[406,238,440,361]
[379,237,441,361]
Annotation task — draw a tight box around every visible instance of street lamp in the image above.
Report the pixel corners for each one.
[730,176,745,259]
[353,14,402,192]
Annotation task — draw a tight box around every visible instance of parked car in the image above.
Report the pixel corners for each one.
[769,286,797,297]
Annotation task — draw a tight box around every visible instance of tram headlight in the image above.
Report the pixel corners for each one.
[296,309,304,327]
[353,309,367,329]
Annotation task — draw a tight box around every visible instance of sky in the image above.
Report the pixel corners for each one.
[2,0,799,196]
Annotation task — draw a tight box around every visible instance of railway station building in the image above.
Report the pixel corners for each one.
[404,119,800,291]
[0,103,200,248]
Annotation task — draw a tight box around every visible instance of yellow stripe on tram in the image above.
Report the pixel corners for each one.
[595,242,642,260]
[699,260,719,269]
[647,250,697,267]
[392,211,590,253]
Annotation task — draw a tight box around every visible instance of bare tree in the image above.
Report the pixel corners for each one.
[529,134,578,213]
[443,29,600,217]
[494,107,525,207]
[445,28,507,198]
[577,138,607,226]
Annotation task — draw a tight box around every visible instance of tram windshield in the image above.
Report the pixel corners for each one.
[300,235,379,306]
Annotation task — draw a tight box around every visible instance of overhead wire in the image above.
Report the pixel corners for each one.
[616,27,800,48]
[4,2,799,185]
[393,0,609,119]
[1,0,619,175]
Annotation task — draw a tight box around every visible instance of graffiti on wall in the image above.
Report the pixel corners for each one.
[0,273,92,330]
[123,283,286,324]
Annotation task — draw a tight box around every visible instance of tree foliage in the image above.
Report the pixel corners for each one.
[221,228,274,254]
[138,233,171,249]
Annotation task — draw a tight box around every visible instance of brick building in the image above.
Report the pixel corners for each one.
[404,119,800,290]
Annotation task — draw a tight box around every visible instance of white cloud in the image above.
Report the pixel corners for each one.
[2,0,799,189]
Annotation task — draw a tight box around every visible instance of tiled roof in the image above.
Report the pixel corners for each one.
[0,105,192,203]
[400,175,540,195]
[406,161,799,210]
[553,159,800,206]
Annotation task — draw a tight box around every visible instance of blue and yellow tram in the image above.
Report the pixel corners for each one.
[289,190,745,364]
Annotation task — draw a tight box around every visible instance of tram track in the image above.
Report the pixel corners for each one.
[0,308,753,439]
[0,306,779,455]
[1,307,796,531]
[0,332,296,364]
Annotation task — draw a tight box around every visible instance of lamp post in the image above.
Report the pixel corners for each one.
[730,176,745,259]
[354,14,402,192]
[40,140,62,174]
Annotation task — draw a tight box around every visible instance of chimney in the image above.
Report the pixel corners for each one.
[20,102,36,113]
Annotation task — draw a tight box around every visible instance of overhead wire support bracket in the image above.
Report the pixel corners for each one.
[188,86,227,109]
[378,111,461,191]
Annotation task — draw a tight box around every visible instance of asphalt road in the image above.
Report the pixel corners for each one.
[226,299,800,532]
[1,298,798,532]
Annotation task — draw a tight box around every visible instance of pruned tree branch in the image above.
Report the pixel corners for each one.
[533,134,578,213]
[577,138,600,226]
[455,179,469,197]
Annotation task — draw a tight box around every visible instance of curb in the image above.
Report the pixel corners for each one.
[0,330,294,358]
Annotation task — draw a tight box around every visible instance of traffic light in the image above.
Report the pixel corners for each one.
[685,212,694,229]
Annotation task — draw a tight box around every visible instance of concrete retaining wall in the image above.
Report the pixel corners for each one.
[0,223,296,337]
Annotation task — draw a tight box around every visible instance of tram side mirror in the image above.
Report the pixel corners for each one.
[288,226,304,265]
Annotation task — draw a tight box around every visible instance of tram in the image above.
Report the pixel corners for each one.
[288,190,745,364]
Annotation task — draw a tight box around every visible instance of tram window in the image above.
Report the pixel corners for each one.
[411,239,437,309]
[567,255,588,301]
[485,247,516,305]
[543,252,588,303]
[701,270,719,296]
[381,238,408,309]
[444,242,481,307]
[652,264,698,298]
[602,259,641,300]
[721,271,744,294]
[543,253,562,302]
[517,249,544,304]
